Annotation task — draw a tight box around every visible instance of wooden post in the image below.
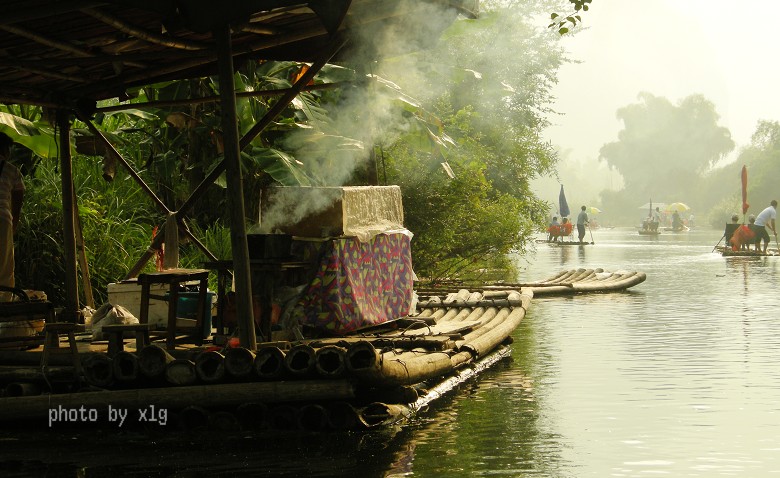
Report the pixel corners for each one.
[214,24,256,349]
[57,110,80,322]
[73,201,95,309]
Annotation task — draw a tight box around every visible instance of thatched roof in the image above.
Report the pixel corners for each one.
[0,0,478,110]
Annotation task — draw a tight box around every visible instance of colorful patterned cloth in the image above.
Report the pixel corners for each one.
[292,233,413,334]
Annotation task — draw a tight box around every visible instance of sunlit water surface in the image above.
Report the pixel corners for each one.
[3,227,780,477]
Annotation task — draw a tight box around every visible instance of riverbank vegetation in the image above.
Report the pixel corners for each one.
[4,0,571,306]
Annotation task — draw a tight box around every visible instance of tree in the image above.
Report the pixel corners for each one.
[599,92,734,219]
[377,0,567,281]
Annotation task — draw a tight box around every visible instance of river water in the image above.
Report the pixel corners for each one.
[3,227,780,477]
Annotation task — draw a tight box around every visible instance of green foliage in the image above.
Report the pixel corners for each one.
[387,140,538,282]
[15,154,158,305]
[598,92,735,222]
[10,0,571,304]
[371,1,563,280]
[549,0,592,34]
[699,120,780,227]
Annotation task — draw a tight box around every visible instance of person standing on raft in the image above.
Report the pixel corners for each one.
[576,206,589,243]
[753,200,777,253]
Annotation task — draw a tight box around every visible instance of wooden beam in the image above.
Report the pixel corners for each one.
[77,115,171,214]
[0,380,356,422]
[215,24,257,349]
[95,82,348,113]
[81,7,210,51]
[57,110,81,321]
[0,2,106,25]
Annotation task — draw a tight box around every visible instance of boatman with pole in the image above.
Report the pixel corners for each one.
[753,200,777,254]
[576,205,589,244]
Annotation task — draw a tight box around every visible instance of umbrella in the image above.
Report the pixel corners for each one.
[589,206,602,214]
[558,185,570,217]
[741,165,749,215]
[638,202,667,211]
[665,202,690,212]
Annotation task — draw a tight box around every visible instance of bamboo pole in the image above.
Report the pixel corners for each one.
[297,403,329,431]
[166,359,198,386]
[96,82,347,113]
[0,380,355,423]
[179,405,210,431]
[138,344,175,380]
[82,353,114,388]
[345,341,454,387]
[358,402,408,428]
[57,110,80,322]
[210,410,239,431]
[314,345,347,378]
[215,24,255,349]
[254,346,286,380]
[4,382,42,397]
[194,350,225,383]
[236,402,267,430]
[224,347,257,380]
[267,404,299,430]
[112,351,139,382]
[284,343,316,377]
[0,365,75,382]
[73,197,95,309]
[324,401,362,430]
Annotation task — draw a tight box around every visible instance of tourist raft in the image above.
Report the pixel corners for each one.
[714,246,780,257]
[0,268,645,431]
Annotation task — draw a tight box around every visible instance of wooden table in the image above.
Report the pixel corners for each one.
[137,268,209,350]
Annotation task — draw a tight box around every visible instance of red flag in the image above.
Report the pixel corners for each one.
[741,165,749,215]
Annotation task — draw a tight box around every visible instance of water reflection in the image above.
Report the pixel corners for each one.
[4,228,780,477]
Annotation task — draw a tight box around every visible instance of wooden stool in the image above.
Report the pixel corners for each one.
[102,323,153,356]
[137,268,210,350]
[41,322,81,384]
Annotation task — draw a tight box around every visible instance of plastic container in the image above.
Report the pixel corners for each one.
[166,291,216,338]
[107,281,170,327]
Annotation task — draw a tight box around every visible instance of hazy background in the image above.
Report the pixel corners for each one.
[534,0,780,220]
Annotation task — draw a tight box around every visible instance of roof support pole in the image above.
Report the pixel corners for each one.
[78,116,170,214]
[215,24,257,349]
[57,109,80,322]
[178,35,347,216]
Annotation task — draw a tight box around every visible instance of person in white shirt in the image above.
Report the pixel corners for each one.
[752,200,777,253]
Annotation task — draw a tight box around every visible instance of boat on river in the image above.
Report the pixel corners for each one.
[714,246,779,257]
[536,239,593,246]
[0,268,645,431]
[638,229,661,236]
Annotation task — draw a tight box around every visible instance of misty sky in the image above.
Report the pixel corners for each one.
[544,0,780,174]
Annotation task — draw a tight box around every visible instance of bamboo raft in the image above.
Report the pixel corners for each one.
[715,246,780,257]
[0,268,645,431]
[417,268,646,297]
[537,240,593,246]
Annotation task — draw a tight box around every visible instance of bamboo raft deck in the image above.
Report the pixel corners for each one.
[538,240,593,246]
[715,246,780,257]
[0,268,645,431]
